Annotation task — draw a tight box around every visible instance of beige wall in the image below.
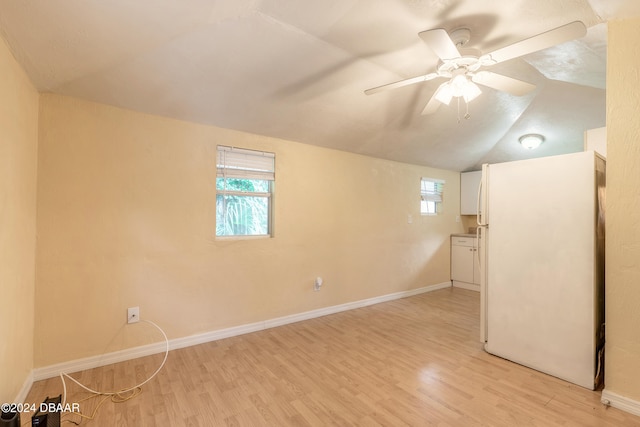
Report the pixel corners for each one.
[605,18,640,400]
[0,38,39,401]
[460,215,478,234]
[35,94,463,366]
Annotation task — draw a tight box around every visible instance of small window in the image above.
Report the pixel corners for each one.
[421,178,444,215]
[216,146,275,237]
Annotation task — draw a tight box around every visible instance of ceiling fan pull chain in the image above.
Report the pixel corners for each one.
[457,97,461,123]
[465,100,471,120]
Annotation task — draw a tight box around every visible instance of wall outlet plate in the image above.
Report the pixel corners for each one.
[127,307,140,324]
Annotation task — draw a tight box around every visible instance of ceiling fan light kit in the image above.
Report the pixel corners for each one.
[365,21,587,117]
[434,71,482,105]
[433,82,454,105]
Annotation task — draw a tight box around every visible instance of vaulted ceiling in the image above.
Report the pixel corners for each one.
[1,0,638,171]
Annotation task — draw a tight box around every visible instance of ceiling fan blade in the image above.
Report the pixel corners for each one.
[421,90,443,115]
[418,28,461,61]
[483,21,587,65]
[364,72,440,95]
[472,71,536,96]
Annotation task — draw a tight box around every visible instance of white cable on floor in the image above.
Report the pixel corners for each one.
[59,319,169,407]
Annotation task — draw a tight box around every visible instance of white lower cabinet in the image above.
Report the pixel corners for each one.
[451,235,480,291]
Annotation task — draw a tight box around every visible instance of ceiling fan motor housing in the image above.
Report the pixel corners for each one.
[449,28,471,47]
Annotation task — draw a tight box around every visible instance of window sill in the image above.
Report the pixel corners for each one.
[215,234,272,241]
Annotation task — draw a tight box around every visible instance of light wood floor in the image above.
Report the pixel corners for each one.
[25,287,640,426]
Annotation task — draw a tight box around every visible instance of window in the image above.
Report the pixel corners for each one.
[420,178,444,215]
[216,146,275,237]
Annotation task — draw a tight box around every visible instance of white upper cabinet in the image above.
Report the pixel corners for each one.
[460,170,482,215]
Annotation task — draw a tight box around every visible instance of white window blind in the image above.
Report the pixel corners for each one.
[217,146,275,181]
[421,177,445,215]
[421,178,444,202]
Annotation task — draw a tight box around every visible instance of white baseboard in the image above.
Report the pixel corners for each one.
[14,370,34,403]
[32,282,451,382]
[452,280,480,292]
[602,389,640,417]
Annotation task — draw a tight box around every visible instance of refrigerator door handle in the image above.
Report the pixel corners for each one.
[476,163,489,344]
[477,224,488,343]
[476,177,483,226]
[476,226,481,265]
[477,163,489,227]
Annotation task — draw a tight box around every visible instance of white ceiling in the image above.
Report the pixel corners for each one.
[1,0,638,171]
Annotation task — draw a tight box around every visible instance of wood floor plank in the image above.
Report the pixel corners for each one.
[23,288,640,426]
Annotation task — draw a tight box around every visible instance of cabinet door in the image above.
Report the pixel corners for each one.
[460,171,482,215]
[451,244,474,283]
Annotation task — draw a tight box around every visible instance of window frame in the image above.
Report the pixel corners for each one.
[420,177,445,216]
[216,146,275,238]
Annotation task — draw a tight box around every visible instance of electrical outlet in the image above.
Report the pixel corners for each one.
[314,277,323,292]
[127,307,140,324]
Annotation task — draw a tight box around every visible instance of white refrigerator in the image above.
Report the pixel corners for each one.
[476,151,605,390]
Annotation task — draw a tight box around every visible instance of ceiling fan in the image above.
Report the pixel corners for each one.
[365,21,587,115]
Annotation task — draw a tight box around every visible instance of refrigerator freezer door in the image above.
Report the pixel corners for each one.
[484,151,598,390]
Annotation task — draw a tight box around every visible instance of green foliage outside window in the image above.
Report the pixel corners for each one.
[216,178,270,236]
